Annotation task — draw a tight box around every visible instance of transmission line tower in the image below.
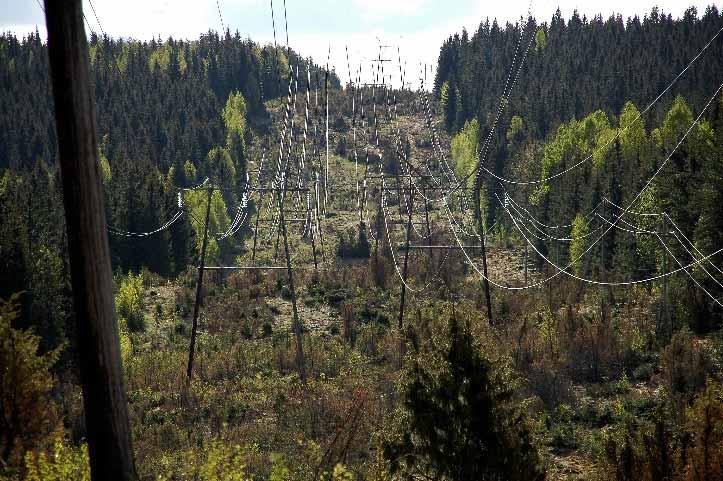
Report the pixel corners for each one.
[186,187,213,381]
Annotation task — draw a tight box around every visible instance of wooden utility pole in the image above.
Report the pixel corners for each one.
[422,185,431,239]
[186,188,213,381]
[421,182,433,270]
[274,160,293,261]
[315,177,326,263]
[555,240,561,304]
[601,203,606,281]
[302,66,318,272]
[323,66,330,213]
[473,179,494,325]
[360,152,370,221]
[43,1,137,479]
[309,207,319,270]
[524,242,528,285]
[659,215,671,341]
[397,179,414,367]
[601,203,615,304]
[274,220,282,261]
[547,235,554,309]
[278,187,307,382]
[251,193,264,264]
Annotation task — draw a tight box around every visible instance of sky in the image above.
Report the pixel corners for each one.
[2,0,720,87]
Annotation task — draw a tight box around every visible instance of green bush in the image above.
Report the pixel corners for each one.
[21,434,90,481]
[548,404,578,450]
[116,272,146,332]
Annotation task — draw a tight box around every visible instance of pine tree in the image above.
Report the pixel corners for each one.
[0,294,62,469]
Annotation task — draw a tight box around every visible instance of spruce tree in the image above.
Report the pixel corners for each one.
[383,316,544,481]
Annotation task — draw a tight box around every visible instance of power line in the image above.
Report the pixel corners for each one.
[477,22,723,187]
[666,213,723,278]
[108,210,185,237]
[58,0,723,307]
[506,195,603,238]
[476,4,535,179]
[594,212,664,236]
[445,79,723,289]
[215,0,226,34]
[655,232,722,305]
[380,172,439,294]
[317,35,723,302]
[603,197,663,217]
[87,0,108,38]
[500,194,723,288]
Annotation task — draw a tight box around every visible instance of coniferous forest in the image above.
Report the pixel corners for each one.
[1,4,723,481]
[1,30,338,345]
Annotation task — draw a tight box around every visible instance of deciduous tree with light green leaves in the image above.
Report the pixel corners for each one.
[184,189,231,263]
[96,134,112,184]
[652,96,716,271]
[115,271,145,332]
[439,81,449,110]
[452,119,488,221]
[634,185,662,275]
[204,146,236,192]
[535,27,547,51]
[222,91,248,195]
[507,115,524,144]
[451,118,479,187]
[223,91,247,146]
